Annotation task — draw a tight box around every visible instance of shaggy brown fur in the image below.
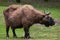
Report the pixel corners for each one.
[3,4,55,39]
[4,4,22,15]
[3,4,22,25]
[9,5,45,23]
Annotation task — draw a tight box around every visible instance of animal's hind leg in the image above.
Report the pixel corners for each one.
[11,27,17,38]
[6,25,10,38]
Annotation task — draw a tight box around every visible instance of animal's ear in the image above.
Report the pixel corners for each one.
[42,15,45,18]
[46,12,51,15]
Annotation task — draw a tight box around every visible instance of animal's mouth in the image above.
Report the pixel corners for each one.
[45,23,55,27]
[44,21,55,27]
[45,24,50,27]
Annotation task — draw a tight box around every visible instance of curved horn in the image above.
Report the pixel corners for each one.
[46,12,51,15]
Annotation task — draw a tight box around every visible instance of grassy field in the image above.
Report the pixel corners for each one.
[0,4,60,40]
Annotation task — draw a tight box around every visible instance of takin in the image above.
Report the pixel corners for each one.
[3,4,55,39]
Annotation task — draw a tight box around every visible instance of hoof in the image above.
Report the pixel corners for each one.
[6,35,9,38]
[24,36,31,39]
[13,36,17,38]
[6,37,9,40]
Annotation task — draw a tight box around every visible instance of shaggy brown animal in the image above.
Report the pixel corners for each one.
[3,4,22,38]
[3,4,55,39]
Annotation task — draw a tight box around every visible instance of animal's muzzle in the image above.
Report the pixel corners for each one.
[45,20,55,27]
[50,21,55,26]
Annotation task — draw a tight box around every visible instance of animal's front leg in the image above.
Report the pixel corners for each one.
[24,27,30,39]
[11,27,17,38]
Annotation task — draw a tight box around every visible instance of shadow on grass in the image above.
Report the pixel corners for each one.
[0,36,35,40]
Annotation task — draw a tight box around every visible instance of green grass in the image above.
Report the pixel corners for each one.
[0,4,60,40]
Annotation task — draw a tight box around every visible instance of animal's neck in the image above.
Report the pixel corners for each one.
[33,10,45,23]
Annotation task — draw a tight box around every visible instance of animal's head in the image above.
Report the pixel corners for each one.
[40,12,55,27]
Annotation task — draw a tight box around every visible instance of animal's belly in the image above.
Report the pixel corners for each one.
[12,23,23,28]
[15,25,23,28]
